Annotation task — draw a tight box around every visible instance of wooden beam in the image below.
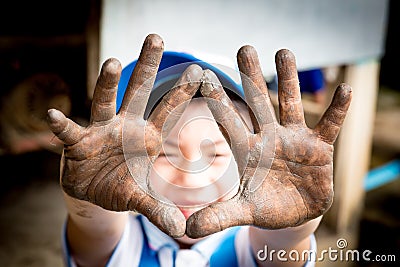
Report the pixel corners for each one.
[326,60,380,242]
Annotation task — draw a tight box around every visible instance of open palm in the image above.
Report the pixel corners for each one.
[187,46,352,238]
[47,34,202,238]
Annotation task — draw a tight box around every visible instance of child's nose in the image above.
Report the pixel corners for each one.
[169,158,214,188]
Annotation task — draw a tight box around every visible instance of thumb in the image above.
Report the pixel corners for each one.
[186,197,253,238]
[129,191,186,238]
[47,108,83,145]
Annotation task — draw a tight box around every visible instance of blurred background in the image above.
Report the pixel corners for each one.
[0,0,398,266]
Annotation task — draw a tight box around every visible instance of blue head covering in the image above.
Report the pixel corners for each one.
[116,51,244,116]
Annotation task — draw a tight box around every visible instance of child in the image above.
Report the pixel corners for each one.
[47,34,352,267]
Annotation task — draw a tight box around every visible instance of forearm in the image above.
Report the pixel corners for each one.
[64,192,128,267]
[249,216,322,267]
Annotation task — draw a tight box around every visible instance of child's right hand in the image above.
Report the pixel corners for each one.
[46,34,202,238]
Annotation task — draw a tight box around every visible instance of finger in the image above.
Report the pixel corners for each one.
[275,49,305,126]
[186,197,253,238]
[119,34,164,116]
[314,83,352,144]
[93,165,187,238]
[47,109,84,145]
[200,70,250,165]
[237,45,277,132]
[148,64,203,138]
[128,189,186,238]
[89,159,187,238]
[91,58,122,123]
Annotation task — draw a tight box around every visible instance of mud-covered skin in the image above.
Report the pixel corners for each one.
[47,33,352,239]
[186,46,352,238]
[47,34,203,238]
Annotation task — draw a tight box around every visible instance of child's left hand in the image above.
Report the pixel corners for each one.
[186,46,352,238]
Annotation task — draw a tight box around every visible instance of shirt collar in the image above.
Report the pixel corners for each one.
[138,214,180,251]
[137,214,240,260]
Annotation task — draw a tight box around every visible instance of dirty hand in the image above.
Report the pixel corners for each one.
[186,46,352,238]
[47,34,202,238]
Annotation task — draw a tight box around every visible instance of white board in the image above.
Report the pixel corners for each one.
[100,0,389,77]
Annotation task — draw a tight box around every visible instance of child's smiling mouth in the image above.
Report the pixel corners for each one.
[179,208,196,219]
[176,202,209,219]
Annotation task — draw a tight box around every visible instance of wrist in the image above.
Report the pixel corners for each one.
[250,216,322,250]
[63,192,127,234]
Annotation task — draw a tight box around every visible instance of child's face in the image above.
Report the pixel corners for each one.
[149,97,248,220]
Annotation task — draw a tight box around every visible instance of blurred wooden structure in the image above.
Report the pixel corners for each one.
[321,61,381,264]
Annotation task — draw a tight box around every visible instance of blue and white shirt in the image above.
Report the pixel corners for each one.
[62,213,316,267]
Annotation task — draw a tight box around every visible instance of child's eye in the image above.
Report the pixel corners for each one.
[158,153,176,159]
[158,153,167,158]
[212,153,229,158]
